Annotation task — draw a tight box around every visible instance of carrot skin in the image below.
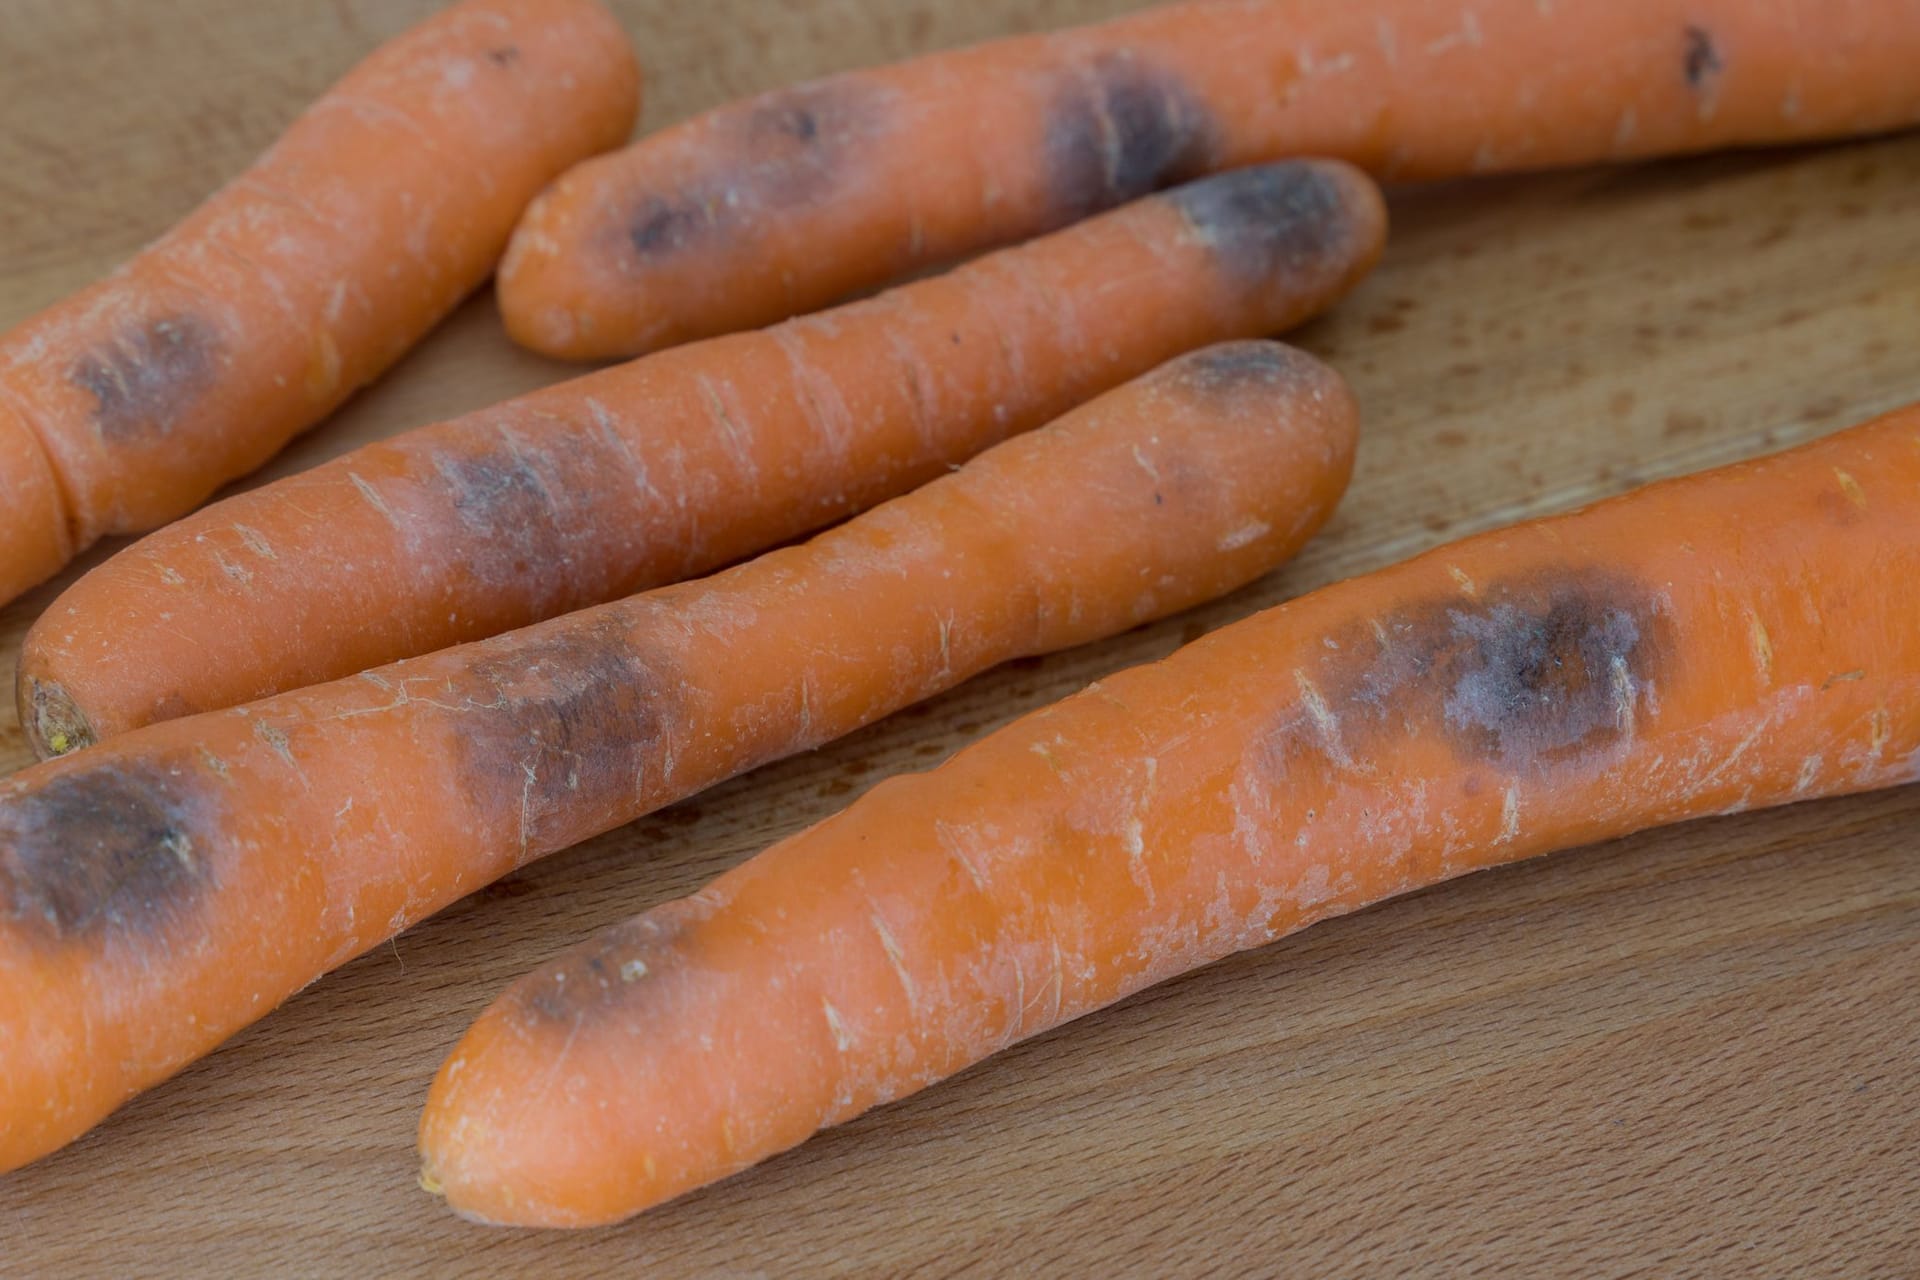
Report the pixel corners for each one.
[17,161,1386,756]
[418,405,1920,1227]
[0,342,1356,1174]
[0,0,640,607]
[500,0,1920,358]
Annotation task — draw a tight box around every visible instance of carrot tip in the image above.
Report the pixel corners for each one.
[21,676,96,759]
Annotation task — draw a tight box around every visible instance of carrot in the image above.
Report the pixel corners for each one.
[498,0,1920,361]
[16,161,1386,758]
[418,402,1920,1227]
[0,0,640,607]
[0,341,1357,1174]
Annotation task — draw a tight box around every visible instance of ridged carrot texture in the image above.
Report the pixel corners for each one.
[421,404,1920,1227]
[0,0,639,607]
[0,342,1357,1175]
[500,0,1920,360]
[17,161,1385,757]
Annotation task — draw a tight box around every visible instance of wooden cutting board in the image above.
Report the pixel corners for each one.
[3,1,1918,1273]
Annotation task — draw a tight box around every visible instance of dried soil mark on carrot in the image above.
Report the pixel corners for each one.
[456,617,679,851]
[70,313,218,443]
[625,82,883,263]
[0,758,217,945]
[1046,53,1217,223]
[1170,163,1357,291]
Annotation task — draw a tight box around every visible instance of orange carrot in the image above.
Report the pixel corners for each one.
[419,402,1920,1227]
[0,342,1357,1174]
[499,0,1920,360]
[0,0,639,606]
[17,161,1385,757]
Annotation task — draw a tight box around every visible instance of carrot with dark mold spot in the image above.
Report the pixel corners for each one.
[501,0,1920,360]
[19,162,1385,757]
[0,0,639,606]
[420,402,1920,1227]
[0,760,217,946]
[0,340,1357,1173]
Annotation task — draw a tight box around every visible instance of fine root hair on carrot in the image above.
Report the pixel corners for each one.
[0,0,640,608]
[497,0,1920,358]
[419,398,1920,1227]
[0,340,1359,1174]
[17,160,1386,757]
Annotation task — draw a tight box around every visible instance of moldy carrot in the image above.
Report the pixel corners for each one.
[499,0,1920,359]
[423,401,1920,1226]
[0,0,639,605]
[0,341,1357,1173]
[18,161,1385,756]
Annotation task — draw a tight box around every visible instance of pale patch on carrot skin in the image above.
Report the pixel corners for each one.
[0,757,218,946]
[1833,468,1868,509]
[69,313,219,445]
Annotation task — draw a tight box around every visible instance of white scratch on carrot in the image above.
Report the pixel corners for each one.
[233,524,276,559]
[1218,521,1270,552]
[254,719,296,767]
[1748,615,1774,685]
[1610,654,1637,738]
[1696,712,1777,791]
[869,913,916,1008]
[821,1000,851,1052]
[1613,107,1638,150]
[347,471,399,528]
[1374,18,1399,66]
[1834,468,1868,509]
[1293,670,1352,768]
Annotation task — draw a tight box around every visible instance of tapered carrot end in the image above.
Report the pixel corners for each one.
[419,990,654,1229]
[497,160,620,362]
[17,674,97,760]
[1168,159,1388,317]
[422,901,802,1228]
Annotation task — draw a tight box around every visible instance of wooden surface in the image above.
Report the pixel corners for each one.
[4,1,1919,1274]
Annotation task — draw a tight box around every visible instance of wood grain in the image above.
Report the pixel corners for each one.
[3,1,1918,1274]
